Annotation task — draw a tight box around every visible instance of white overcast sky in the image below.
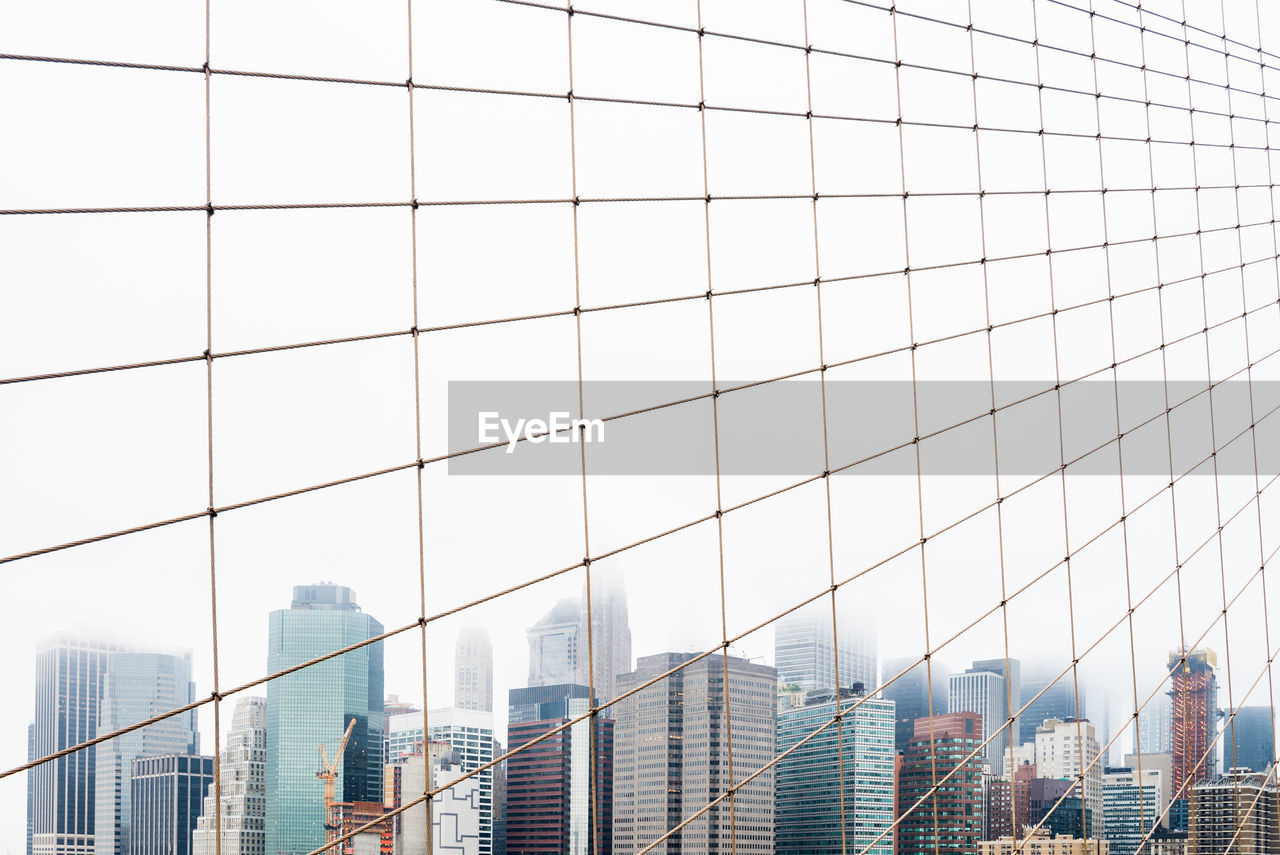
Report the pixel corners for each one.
[5,0,1280,850]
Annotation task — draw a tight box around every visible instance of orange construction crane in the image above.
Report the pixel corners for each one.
[318,718,358,849]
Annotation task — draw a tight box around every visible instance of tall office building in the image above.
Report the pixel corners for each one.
[776,688,896,855]
[951,659,1021,768]
[1136,694,1174,757]
[1122,752,1172,831]
[506,686,613,855]
[192,696,267,855]
[612,652,777,855]
[96,650,200,855]
[1102,766,1162,855]
[30,638,118,855]
[456,626,494,713]
[883,656,949,755]
[774,602,877,696]
[264,583,385,855]
[391,708,497,855]
[1020,666,1083,746]
[528,599,580,687]
[1223,706,1274,773]
[579,573,632,707]
[897,713,985,855]
[128,755,214,855]
[1035,718,1104,840]
[1167,649,1218,793]
[28,722,36,855]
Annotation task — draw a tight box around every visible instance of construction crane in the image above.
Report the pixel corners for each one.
[318,718,358,848]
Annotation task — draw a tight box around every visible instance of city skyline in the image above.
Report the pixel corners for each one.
[22,584,1273,855]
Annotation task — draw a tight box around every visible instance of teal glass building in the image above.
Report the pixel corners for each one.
[776,689,896,855]
[264,584,384,855]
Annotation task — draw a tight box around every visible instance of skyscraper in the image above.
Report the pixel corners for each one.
[1035,718,1104,840]
[897,713,985,855]
[192,696,267,855]
[1102,766,1162,855]
[30,637,118,855]
[951,659,1021,768]
[96,650,200,855]
[505,686,613,855]
[385,751,483,855]
[774,603,877,696]
[1020,665,1083,746]
[883,656,949,755]
[456,626,494,713]
[527,599,580,687]
[128,755,214,855]
[1167,648,1218,793]
[776,688,896,855]
[612,652,777,855]
[264,583,385,855]
[1136,694,1173,756]
[579,573,632,707]
[1223,706,1274,773]
[390,708,497,855]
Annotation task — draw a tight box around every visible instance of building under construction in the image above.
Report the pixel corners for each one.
[1169,649,1219,796]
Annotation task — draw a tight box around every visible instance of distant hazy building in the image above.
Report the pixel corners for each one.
[528,599,580,687]
[129,754,214,855]
[96,650,200,855]
[1223,706,1274,773]
[882,656,949,755]
[1136,694,1174,756]
[1103,766,1162,855]
[774,603,876,696]
[776,688,896,855]
[456,626,494,713]
[1168,648,1218,793]
[1021,666,1083,746]
[898,713,986,855]
[613,652,777,855]
[1003,741,1037,779]
[578,573,632,708]
[264,583,385,855]
[30,638,119,855]
[506,686,613,855]
[1036,718,1104,840]
[1190,770,1280,855]
[192,696,266,855]
[951,659,1022,768]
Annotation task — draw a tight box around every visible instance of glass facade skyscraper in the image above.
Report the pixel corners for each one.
[776,689,896,855]
[1223,706,1275,773]
[95,650,200,855]
[264,584,384,855]
[30,638,119,855]
[774,603,877,696]
[128,755,214,855]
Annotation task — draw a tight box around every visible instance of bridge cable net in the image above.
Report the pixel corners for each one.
[4,1,1280,855]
